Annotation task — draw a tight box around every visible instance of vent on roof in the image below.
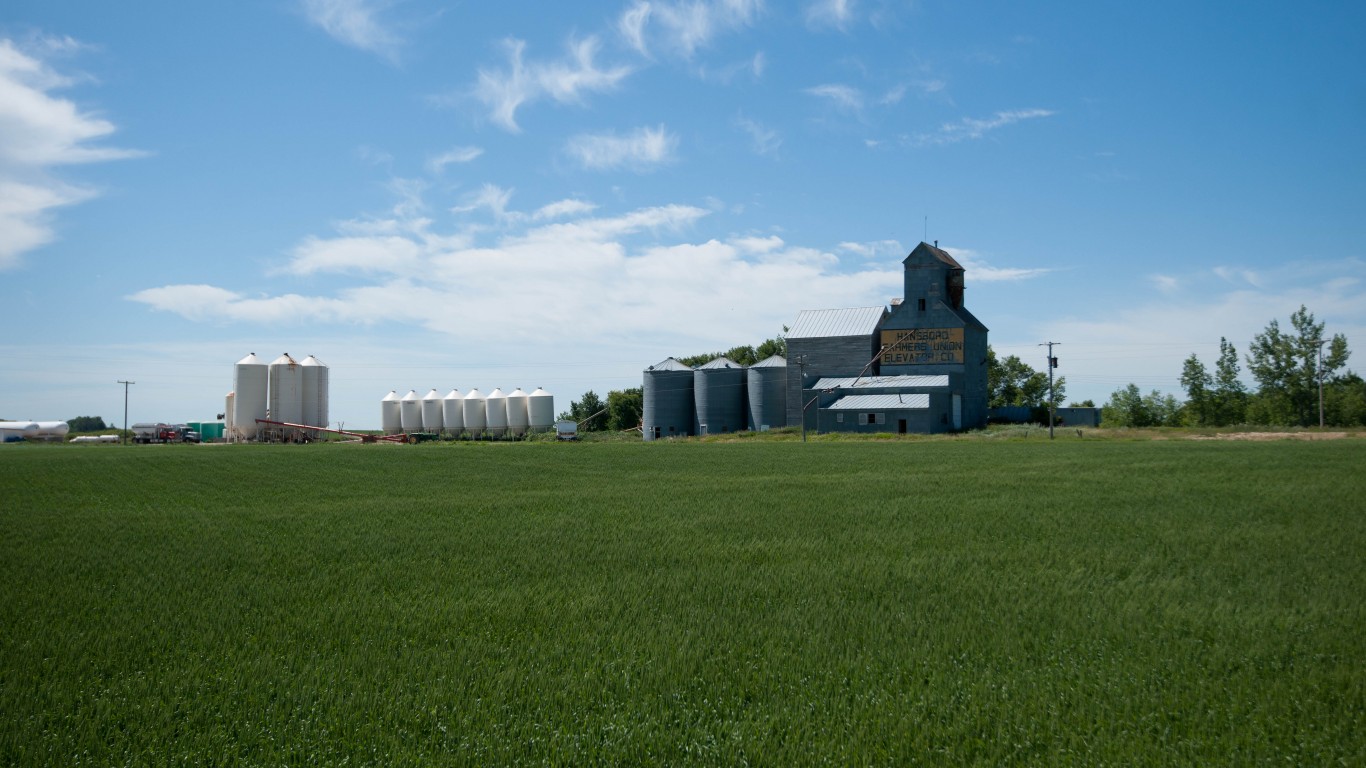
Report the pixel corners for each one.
[891,298,902,306]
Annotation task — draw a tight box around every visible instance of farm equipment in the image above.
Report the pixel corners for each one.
[253,418,410,443]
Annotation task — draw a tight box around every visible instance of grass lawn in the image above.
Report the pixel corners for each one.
[1,439,1362,765]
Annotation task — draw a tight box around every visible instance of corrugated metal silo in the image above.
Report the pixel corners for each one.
[422,389,444,433]
[443,389,464,433]
[694,357,746,435]
[528,388,554,432]
[642,357,695,441]
[224,392,236,441]
[746,355,787,431]
[506,388,530,435]
[300,355,329,436]
[380,391,402,435]
[463,389,486,435]
[268,353,304,438]
[400,389,423,432]
[233,353,268,440]
[485,388,508,436]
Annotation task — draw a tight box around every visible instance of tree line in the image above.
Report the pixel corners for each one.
[1104,305,1362,427]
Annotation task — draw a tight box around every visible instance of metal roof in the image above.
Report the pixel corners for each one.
[750,355,787,368]
[786,306,886,339]
[826,394,930,410]
[812,374,949,389]
[698,356,742,369]
[645,357,693,372]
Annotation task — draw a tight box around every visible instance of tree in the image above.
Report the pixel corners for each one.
[987,346,1065,408]
[1101,384,1181,427]
[559,391,608,431]
[1246,306,1350,426]
[1212,337,1248,425]
[606,388,643,431]
[1179,354,1213,426]
[66,416,107,432]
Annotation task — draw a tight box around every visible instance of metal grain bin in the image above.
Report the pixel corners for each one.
[694,356,746,435]
[746,355,787,431]
[642,357,695,441]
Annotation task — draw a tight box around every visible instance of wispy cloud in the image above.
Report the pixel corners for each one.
[735,116,780,156]
[425,146,483,174]
[806,83,864,112]
[565,125,678,171]
[910,108,1056,146]
[300,0,401,60]
[942,246,1052,282]
[473,37,632,132]
[838,240,903,259]
[805,0,856,30]
[0,37,143,270]
[616,0,764,59]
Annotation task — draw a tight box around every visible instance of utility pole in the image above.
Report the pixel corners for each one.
[1315,339,1327,428]
[794,355,809,442]
[118,380,135,445]
[1039,342,1060,439]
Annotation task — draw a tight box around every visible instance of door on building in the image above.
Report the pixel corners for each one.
[952,395,962,430]
[898,419,907,434]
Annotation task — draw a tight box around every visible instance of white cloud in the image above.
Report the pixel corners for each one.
[473,37,632,132]
[943,246,1052,282]
[300,0,401,60]
[0,37,142,270]
[565,125,678,171]
[616,0,764,59]
[735,116,780,156]
[426,146,483,174]
[534,199,598,220]
[910,108,1056,146]
[1151,274,1179,293]
[806,83,864,112]
[805,0,856,30]
[452,183,516,219]
[838,239,903,259]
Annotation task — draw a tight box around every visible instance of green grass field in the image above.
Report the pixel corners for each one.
[2,439,1362,765]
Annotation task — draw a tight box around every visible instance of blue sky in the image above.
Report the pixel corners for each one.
[2,0,1363,429]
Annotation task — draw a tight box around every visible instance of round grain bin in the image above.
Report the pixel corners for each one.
[485,388,508,436]
[463,388,487,436]
[528,388,555,432]
[381,391,402,435]
[268,353,305,438]
[300,355,329,437]
[746,355,787,432]
[422,389,445,434]
[400,389,423,432]
[233,353,268,440]
[505,388,530,436]
[642,357,695,441]
[442,389,464,434]
[694,356,745,435]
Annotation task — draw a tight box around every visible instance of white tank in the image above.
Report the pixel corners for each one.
[400,389,423,432]
[300,355,329,436]
[422,389,444,433]
[442,389,464,433]
[528,387,555,431]
[268,353,304,437]
[224,392,236,440]
[506,388,530,435]
[233,353,268,440]
[380,391,402,435]
[485,388,508,435]
[463,388,486,435]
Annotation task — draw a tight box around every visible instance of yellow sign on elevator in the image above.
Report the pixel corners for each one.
[880,328,964,365]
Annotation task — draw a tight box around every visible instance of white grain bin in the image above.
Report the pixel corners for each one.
[442,389,464,434]
[422,389,445,434]
[485,388,508,436]
[300,355,329,437]
[232,353,268,440]
[268,353,305,440]
[224,392,236,441]
[380,391,402,435]
[506,388,530,436]
[528,387,555,432]
[400,389,423,432]
[463,388,487,436]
